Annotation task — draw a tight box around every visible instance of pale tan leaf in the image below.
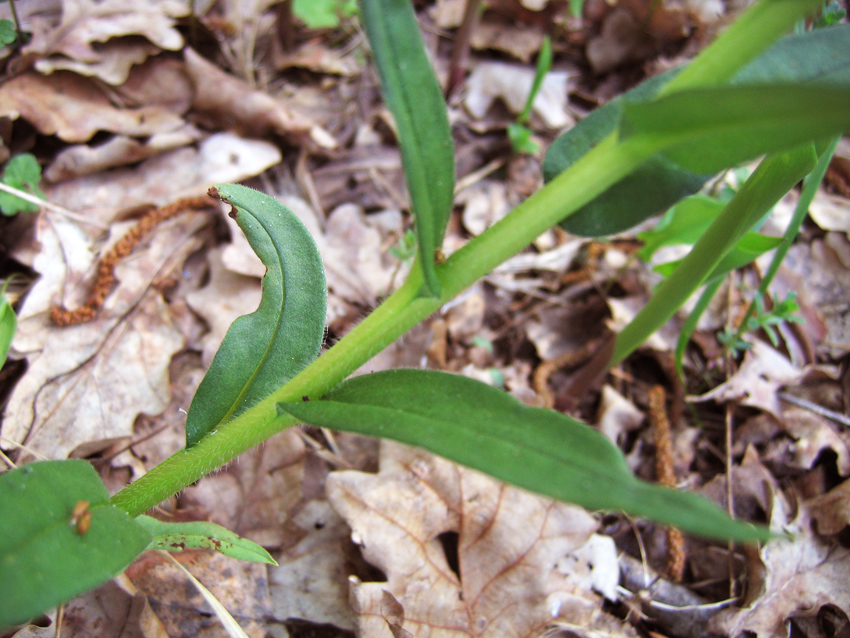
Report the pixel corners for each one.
[25,0,186,84]
[268,500,356,631]
[711,507,850,638]
[184,48,337,149]
[0,71,185,142]
[327,441,633,638]
[807,478,850,536]
[4,211,205,460]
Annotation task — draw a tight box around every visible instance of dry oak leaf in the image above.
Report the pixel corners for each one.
[807,478,850,536]
[25,0,186,84]
[327,441,633,638]
[3,210,205,460]
[125,551,272,638]
[691,340,800,417]
[0,70,185,143]
[710,505,850,638]
[184,47,337,149]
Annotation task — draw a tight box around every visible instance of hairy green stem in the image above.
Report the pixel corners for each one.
[112,134,651,516]
[111,0,821,517]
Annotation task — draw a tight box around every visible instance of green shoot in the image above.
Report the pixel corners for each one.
[0,154,45,216]
[507,35,553,155]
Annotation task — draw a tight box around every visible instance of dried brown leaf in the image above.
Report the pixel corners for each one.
[0,71,185,142]
[25,0,186,84]
[808,479,850,536]
[711,507,850,638]
[184,48,337,149]
[327,441,632,637]
[4,210,204,460]
[45,126,202,181]
[269,500,356,631]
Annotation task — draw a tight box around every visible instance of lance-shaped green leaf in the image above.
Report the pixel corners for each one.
[360,0,455,296]
[280,370,770,542]
[136,516,277,565]
[620,83,850,175]
[653,232,783,280]
[0,461,151,629]
[185,184,327,447]
[636,195,725,262]
[542,24,850,236]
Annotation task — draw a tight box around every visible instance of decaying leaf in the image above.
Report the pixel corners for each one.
[184,47,337,149]
[0,71,185,143]
[25,0,187,84]
[808,479,850,536]
[268,499,356,631]
[711,504,850,638]
[327,441,632,637]
[691,340,800,417]
[4,211,203,460]
[464,61,573,129]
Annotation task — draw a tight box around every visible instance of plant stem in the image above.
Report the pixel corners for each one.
[112,133,652,517]
[730,136,839,343]
[610,146,817,365]
[658,0,823,95]
[111,0,823,517]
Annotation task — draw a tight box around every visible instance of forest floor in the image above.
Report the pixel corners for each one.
[1,1,850,637]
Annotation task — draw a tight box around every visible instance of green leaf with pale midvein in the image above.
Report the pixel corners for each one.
[542,24,850,236]
[0,461,151,629]
[185,184,327,447]
[279,370,770,542]
[620,83,850,174]
[136,516,278,565]
[360,0,455,296]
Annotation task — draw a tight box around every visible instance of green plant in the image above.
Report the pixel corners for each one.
[0,278,15,368]
[507,35,553,154]
[0,153,45,216]
[2,0,849,628]
[292,0,358,29]
[0,0,23,46]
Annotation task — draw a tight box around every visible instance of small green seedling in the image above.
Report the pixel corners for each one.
[507,35,553,155]
[293,0,357,28]
[0,154,45,216]
[0,19,16,46]
[719,291,805,357]
[389,228,417,263]
[2,0,849,629]
[0,279,16,368]
[0,0,24,46]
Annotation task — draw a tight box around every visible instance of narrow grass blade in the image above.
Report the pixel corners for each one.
[280,370,770,542]
[612,145,817,365]
[185,184,327,447]
[360,0,455,296]
[137,516,277,565]
[0,461,151,629]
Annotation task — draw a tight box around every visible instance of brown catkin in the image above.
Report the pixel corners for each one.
[648,384,686,582]
[50,196,215,326]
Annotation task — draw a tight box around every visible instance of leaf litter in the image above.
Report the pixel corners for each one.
[0,0,849,636]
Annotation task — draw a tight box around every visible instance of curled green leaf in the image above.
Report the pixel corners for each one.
[136,516,278,565]
[280,369,770,542]
[185,184,327,447]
